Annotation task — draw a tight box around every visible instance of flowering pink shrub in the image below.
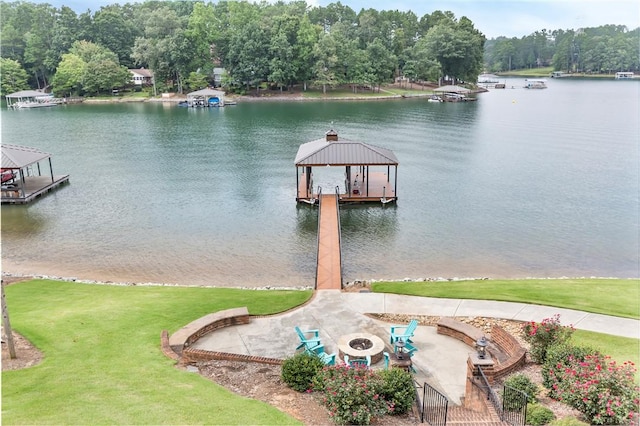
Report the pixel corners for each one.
[312,364,391,425]
[545,353,640,425]
[521,314,574,363]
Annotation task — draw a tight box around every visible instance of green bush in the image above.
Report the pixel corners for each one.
[526,403,555,425]
[542,343,597,397]
[503,373,540,410]
[281,352,325,392]
[378,368,416,415]
[314,364,389,425]
[548,416,589,426]
[522,314,574,363]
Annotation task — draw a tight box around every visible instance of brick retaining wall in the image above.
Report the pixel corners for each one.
[490,325,526,380]
[167,307,250,357]
[437,317,526,381]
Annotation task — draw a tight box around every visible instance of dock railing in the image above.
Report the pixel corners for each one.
[314,186,323,289]
[334,185,343,288]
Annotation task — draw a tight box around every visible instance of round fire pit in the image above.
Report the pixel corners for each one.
[337,333,385,364]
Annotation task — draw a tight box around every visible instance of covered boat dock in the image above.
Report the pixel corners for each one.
[295,130,399,204]
[1,144,69,204]
[185,88,225,107]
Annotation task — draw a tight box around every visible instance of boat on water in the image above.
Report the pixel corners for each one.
[615,72,635,80]
[550,71,569,78]
[524,79,548,89]
[427,95,443,103]
[13,100,57,109]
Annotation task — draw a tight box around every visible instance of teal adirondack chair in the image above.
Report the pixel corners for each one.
[389,319,418,344]
[294,326,322,351]
[344,354,371,368]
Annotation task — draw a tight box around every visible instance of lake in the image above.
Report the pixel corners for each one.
[2,78,638,287]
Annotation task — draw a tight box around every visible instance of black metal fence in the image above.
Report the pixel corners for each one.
[477,367,528,426]
[420,382,448,425]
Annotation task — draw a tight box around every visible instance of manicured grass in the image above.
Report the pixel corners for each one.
[2,280,312,425]
[498,67,554,77]
[571,330,640,370]
[371,279,640,319]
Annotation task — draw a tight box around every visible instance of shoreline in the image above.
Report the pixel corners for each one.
[2,270,630,290]
[83,91,438,104]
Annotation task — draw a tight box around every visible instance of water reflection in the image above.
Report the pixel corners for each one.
[1,81,638,283]
[1,206,47,237]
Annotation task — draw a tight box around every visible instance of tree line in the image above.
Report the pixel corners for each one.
[484,25,639,74]
[0,1,637,97]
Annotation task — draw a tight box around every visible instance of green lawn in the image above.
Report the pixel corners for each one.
[2,280,312,425]
[372,278,640,373]
[371,278,640,319]
[571,330,640,370]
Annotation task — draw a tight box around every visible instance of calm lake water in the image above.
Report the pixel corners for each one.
[2,78,638,287]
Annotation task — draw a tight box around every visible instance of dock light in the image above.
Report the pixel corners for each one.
[475,336,488,359]
[396,339,406,360]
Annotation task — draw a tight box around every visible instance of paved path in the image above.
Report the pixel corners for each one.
[192,291,640,405]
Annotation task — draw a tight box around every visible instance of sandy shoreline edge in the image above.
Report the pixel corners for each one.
[2,270,628,290]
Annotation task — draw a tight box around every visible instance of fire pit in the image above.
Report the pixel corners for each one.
[337,333,385,364]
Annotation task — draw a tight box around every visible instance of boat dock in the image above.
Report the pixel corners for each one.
[1,175,70,204]
[1,144,70,204]
[315,192,343,290]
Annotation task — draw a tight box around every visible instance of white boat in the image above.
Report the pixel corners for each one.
[550,71,569,78]
[427,95,443,103]
[615,72,635,80]
[14,100,57,109]
[524,79,547,89]
[478,73,499,84]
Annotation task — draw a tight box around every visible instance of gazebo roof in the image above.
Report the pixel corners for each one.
[5,90,49,99]
[433,85,471,93]
[187,88,225,98]
[295,136,398,166]
[1,144,51,169]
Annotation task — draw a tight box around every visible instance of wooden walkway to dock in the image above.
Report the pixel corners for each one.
[316,193,342,290]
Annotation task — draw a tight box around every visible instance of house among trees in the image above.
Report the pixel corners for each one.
[129,68,154,86]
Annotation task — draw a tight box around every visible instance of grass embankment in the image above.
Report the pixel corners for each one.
[294,85,434,99]
[372,278,640,369]
[2,280,312,425]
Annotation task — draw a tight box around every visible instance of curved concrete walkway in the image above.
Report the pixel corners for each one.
[192,292,640,405]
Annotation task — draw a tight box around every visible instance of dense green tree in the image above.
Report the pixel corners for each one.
[294,15,320,90]
[52,53,86,96]
[420,14,484,83]
[83,57,130,94]
[185,71,208,91]
[2,0,638,95]
[226,19,271,92]
[365,38,397,91]
[131,6,189,93]
[0,57,30,95]
[313,31,339,93]
[93,5,139,67]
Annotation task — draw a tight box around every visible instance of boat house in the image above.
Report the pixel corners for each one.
[433,85,475,101]
[1,144,69,204]
[185,88,225,107]
[5,90,59,109]
[294,130,399,204]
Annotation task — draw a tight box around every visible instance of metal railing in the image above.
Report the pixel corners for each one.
[476,367,527,426]
[314,186,323,289]
[334,186,343,288]
[420,382,448,425]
